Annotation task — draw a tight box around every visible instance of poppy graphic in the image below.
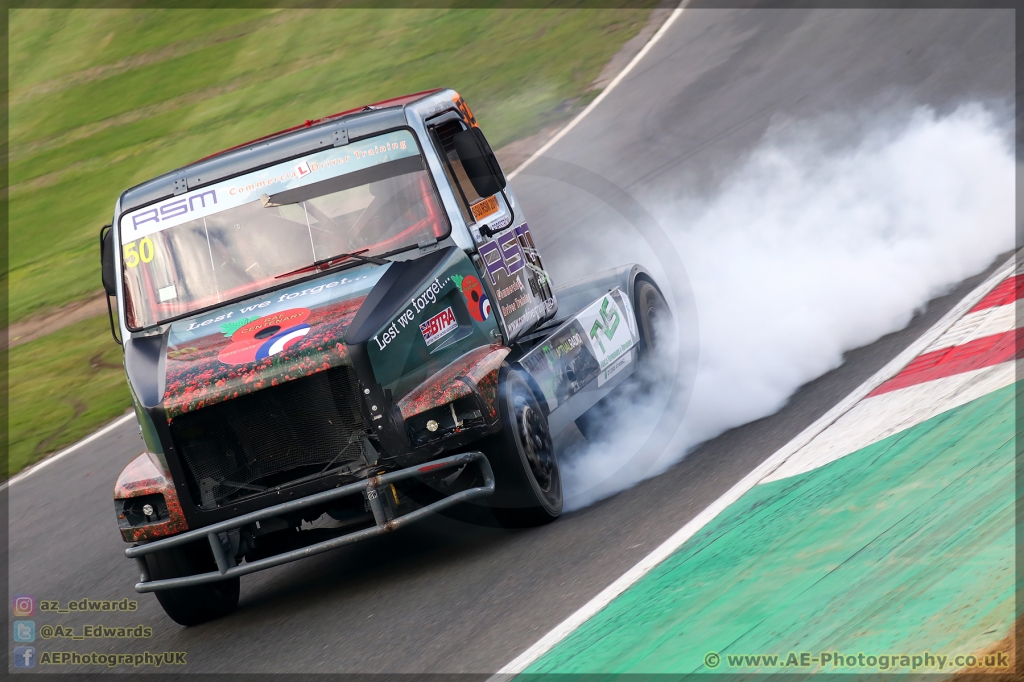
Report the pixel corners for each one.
[454,274,491,322]
[218,308,312,365]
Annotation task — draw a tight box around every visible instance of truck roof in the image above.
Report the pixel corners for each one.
[193,89,443,163]
[118,88,444,217]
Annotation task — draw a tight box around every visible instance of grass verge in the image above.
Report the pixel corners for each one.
[7,315,131,477]
[9,5,655,324]
[7,6,656,476]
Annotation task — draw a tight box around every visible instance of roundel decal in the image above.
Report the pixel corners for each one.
[457,275,492,322]
[218,308,311,365]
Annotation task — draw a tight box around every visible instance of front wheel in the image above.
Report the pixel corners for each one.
[483,367,562,528]
[144,541,240,626]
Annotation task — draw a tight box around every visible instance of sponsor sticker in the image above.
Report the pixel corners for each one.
[419,306,458,346]
[516,287,638,410]
[119,130,418,244]
[373,276,449,351]
[578,294,634,369]
[158,285,177,302]
[471,195,499,222]
[597,350,632,387]
[451,274,491,322]
[478,222,556,339]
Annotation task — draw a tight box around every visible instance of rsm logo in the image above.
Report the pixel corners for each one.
[131,190,218,231]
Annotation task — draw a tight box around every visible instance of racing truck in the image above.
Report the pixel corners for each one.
[100,88,669,625]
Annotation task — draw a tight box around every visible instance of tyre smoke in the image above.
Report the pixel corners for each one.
[559,102,1016,511]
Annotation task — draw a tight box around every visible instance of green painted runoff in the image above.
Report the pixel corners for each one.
[525,382,1017,675]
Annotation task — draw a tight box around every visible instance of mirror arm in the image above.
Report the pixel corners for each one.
[105,291,122,346]
[99,224,122,345]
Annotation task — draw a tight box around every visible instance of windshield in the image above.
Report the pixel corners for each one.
[118,130,447,330]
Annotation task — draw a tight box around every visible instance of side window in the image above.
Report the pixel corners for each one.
[429,119,485,223]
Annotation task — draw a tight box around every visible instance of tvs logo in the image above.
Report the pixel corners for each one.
[218,308,311,365]
[451,274,491,322]
[419,307,458,346]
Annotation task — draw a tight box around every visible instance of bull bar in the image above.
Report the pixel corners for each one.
[125,451,493,593]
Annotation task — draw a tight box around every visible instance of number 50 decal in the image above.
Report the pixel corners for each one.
[123,237,155,268]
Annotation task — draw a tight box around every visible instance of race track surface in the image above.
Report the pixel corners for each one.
[7,7,1013,674]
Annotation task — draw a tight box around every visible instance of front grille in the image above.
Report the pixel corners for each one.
[170,366,370,509]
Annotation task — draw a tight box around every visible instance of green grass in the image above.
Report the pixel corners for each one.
[9,6,655,324]
[6,6,656,475]
[7,315,131,477]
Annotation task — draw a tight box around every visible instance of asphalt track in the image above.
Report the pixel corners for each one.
[7,7,1013,674]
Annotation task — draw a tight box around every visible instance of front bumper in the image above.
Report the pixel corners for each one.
[125,451,493,593]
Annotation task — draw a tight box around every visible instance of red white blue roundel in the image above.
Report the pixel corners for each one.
[257,324,310,359]
[458,275,492,322]
[219,308,311,365]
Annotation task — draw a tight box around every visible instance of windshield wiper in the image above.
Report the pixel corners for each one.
[275,248,389,279]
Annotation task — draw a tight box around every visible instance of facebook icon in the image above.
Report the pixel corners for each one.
[13,645,35,668]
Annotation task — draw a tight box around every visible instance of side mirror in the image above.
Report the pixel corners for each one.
[452,127,507,198]
[99,224,122,345]
[100,224,117,296]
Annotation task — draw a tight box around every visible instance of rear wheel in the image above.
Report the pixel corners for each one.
[144,541,240,626]
[634,279,669,359]
[576,280,670,441]
[483,367,562,527]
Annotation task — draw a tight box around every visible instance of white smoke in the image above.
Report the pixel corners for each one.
[560,102,1016,511]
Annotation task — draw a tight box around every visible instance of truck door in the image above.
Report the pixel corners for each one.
[427,109,556,342]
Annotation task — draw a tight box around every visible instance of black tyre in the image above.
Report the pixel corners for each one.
[576,280,670,441]
[633,279,669,359]
[484,367,562,527]
[144,541,240,626]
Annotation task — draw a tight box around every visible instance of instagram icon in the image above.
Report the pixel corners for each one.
[12,595,34,617]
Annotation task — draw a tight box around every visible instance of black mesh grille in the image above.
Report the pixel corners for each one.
[170,366,370,509]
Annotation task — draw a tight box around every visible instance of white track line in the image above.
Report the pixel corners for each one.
[493,250,1018,677]
[1,412,135,492]
[2,4,687,493]
[507,4,686,181]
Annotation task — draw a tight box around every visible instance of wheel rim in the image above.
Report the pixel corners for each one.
[516,397,554,492]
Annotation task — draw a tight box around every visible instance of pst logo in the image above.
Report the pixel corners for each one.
[478,226,526,286]
[12,595,34,617]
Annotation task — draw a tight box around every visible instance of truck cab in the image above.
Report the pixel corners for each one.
[101,88,668,625]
